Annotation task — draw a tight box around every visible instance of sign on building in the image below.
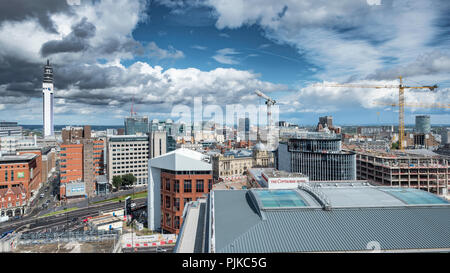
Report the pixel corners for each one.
[66,182,86,197]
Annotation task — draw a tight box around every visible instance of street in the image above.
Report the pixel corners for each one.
[0,197,146,235]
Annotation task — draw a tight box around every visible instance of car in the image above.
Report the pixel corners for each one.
[156,247,167,253]
[40,193,45,198]
[72,217,77,222]
[46,200,51,204]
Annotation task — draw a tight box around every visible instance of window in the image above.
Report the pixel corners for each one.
[208,179,213,191]
[165,195,171,209]
[165,213,171,228]
[174,216,180,229]
[183,198,192,206]
[184,180,192,193]
[196,179,204,192]
[165,179,171,191]
[174,180,180,193]
[174,198,180,211]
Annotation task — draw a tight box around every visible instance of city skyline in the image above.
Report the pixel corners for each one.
[0,0,449,126]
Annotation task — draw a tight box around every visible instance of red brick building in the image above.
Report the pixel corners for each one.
[59,126,105,201]
[148,148,213,234]
[0,154,41,217]
[160,170,212,233]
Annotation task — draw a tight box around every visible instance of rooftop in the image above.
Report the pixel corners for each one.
[108,135,149,142]
[207,183,450,253]
[222,149,253,158]
[0,153,37,163]
[355,149,445,159]
[150,148,212,171]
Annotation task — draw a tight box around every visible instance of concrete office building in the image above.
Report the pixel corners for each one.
[415,115,431,134]
[150,131,167,158]
[0,122,22,137]
[175,182,450,253]
[147,148,212,234]
[0,136,37,155]
[276,133,356,181]
[42,60,54,137]
[107,135,150,186]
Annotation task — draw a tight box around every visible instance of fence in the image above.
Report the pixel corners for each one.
[18,230,120,245]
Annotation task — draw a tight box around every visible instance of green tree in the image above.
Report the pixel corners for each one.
[391,141,399,150]
[122,173,137,187]
[112,175,123,190]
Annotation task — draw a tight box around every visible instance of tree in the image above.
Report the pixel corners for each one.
[112,176,123,190]
[391,141,399,150]
[122,173,137,187]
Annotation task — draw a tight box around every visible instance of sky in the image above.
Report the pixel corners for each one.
[0,0,449,126]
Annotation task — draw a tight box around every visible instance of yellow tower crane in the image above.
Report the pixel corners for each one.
[319,76,438,150]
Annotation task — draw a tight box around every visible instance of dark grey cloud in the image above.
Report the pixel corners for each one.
[40,17,96,57]
[0,0,73,33]
[0,56,42,103]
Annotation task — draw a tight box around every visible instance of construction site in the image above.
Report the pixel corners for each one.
[355,150,449,197]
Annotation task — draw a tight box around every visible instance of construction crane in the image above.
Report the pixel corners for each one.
[130,96,137,117]
[319,76,438,150]
[255,90,276,129]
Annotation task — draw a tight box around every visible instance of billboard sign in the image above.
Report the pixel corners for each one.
[66,182,86,197]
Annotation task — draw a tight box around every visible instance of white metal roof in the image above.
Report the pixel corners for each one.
[150,148,212,171]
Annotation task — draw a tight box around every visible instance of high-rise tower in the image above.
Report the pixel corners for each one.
[42,59,54,137]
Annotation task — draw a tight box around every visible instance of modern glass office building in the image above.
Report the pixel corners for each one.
[124,116,149,135]
[276,133,356,181]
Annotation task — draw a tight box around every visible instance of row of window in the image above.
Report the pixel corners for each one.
[111,144,148,147]
[112,165,146,169]
[1,194,24,202]
[112,148,148,152]
[162,179,212,193]
[161,169,212,175]
[112,157,148,161]
[0,201,23,208]
[112,171,147,176]
[163,214,180,230]
[0,165,26,169]
[112,161,147,165]
[161,195,193,212]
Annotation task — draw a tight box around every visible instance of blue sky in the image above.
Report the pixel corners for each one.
[0,0,449,126]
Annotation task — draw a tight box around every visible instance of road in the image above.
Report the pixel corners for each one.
[0,198,147,235]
